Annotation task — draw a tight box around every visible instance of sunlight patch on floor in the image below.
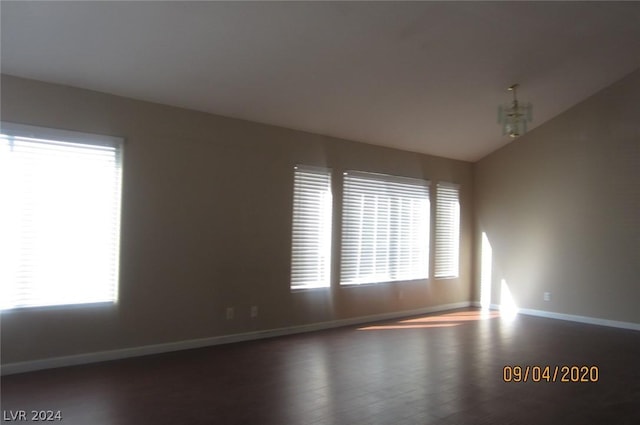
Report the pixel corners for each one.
[357,309,501,331]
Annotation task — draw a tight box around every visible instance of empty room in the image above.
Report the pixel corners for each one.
[1,1,639,424]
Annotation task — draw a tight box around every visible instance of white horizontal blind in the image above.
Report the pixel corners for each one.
[0,123,123,309]
[435,183,460,278]
[341,171,430,285]
[290,166,332,289]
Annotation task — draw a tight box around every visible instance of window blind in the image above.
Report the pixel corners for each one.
[435,183,460,278]
[340,171,430,285]
[0,122,123,309]
[290,166,332,290]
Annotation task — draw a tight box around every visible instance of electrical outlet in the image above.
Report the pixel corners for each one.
[226,307,234,320]
[250,305,258,318]
[543,292,551,302]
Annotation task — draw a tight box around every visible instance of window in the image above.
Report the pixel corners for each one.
[341,171,430,285]
[0,122,123,309]
[290,166,332,290]
[435,183,460,278]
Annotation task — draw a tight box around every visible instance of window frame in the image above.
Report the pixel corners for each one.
[434,182,461,279]
[0,121,123,310]
[290,165,333,291]
[340,170,430,286]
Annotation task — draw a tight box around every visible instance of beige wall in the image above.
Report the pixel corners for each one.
[474,69,640,323]
[1,75,473,364]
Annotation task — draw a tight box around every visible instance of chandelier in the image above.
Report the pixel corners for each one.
[498,84,532,138]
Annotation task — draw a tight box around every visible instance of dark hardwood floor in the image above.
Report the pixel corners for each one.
[2,308,640,424]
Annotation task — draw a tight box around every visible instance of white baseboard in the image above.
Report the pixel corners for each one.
[1,301,471,376]
[471,301,640,331]
[517,307,640,331]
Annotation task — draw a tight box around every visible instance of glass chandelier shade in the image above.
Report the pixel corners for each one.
[498,84,532,138]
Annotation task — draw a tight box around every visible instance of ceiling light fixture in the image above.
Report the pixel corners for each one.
[498,83,532,138]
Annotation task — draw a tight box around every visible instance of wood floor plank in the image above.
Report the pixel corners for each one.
[2,309,640,424]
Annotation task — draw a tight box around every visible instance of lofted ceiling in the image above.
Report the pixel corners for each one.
[2,1,639,162]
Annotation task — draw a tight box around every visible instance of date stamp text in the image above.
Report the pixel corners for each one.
[503,365,599,383]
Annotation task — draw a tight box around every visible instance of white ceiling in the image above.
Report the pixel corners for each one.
[2,1,640,162]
